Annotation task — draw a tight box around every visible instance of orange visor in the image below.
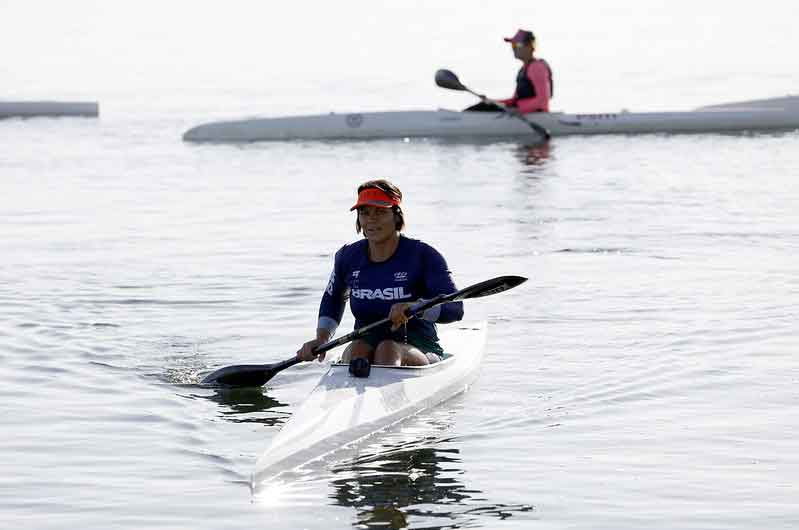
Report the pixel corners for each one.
[350,188,401,211]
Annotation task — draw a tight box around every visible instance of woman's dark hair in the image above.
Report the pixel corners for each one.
[355,179,405,233]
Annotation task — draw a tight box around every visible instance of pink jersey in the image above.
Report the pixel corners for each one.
[501,59,553,113]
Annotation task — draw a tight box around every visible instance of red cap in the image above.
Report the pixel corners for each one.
[503,29,535,43]
[350,188,401,211]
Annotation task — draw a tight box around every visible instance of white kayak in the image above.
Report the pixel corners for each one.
[251,321,487,488]
[183,95,799,143]
[0,101,99,119]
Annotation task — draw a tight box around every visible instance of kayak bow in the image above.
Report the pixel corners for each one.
[0,101,99,119]
[251,321,487,488]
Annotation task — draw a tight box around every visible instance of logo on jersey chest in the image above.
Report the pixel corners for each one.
[394,271,408,282]
[351,286,413,301]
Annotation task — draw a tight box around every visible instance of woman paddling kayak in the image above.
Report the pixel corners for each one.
[297,179,463,367]
[467,28,553,115]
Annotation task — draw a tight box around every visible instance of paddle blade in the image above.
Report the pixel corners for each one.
[435,69,466,91]
[452,275,528,301]
[200,364,274,387]
[200,357,301,387]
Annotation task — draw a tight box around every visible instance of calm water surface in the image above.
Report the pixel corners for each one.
[2,1,799,529]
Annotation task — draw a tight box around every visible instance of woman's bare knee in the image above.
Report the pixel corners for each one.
[373,341,402,366]
[342,340,373,362]
[401,348,430,366]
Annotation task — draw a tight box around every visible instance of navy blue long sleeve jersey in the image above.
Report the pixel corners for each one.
[318,235,463,343]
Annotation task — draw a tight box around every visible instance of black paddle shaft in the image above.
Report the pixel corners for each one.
[200,275,527,387]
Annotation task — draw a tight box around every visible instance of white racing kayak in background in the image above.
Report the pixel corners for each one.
[0,101,99,118]
[183,95,799,143]
[251,321,487,488]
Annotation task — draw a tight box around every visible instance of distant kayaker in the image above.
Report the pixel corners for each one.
[297,179,464,366]
[468,29,553,114]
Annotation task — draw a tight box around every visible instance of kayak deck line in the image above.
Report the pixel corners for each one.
[0,101,99,119]
[183,95,799,143]
[328,351,456,372]
[251,322,487,490]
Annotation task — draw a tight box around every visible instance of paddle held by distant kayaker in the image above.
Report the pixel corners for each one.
[297,179,464,367]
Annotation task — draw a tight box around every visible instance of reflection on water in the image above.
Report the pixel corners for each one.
[328,436,534,529]
[185,386,290,426]
[515,142,553,172]
[210,387,289,426]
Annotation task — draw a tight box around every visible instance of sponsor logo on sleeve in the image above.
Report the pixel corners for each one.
[325,272,336,296]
